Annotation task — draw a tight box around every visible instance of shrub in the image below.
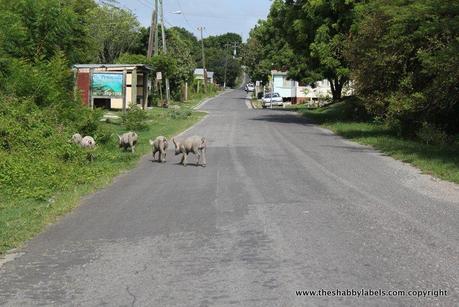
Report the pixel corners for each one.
[122,104,148,131]
[417,122,448,146]
[94,125,116,145]
[77,108,103,137]
[169,109,192,119]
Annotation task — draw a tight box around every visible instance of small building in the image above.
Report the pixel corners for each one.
[73,64,152,110]
[270,70,296,100]
[194,68,214,84]
[294,80,332,105]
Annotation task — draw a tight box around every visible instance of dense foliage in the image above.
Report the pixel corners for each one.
[347,0,459,136]
[243,0,459,137]
[0,0,221,202]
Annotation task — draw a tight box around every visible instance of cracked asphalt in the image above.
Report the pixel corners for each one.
[0,89,458,306]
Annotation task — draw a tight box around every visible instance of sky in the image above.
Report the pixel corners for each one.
[115,0,272,41]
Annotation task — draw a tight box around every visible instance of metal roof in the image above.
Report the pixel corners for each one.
[73,64,152,70]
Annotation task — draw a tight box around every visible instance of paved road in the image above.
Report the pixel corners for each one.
[1,90,458,306]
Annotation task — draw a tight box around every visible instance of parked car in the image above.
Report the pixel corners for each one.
[245,83,255,92]
[261,92,283,108]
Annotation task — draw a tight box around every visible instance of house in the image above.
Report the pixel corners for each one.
[73,64,152,110]
[194,68,214,84]
[270,70,296,100]
[270,70,354,106]
[294,80,332,105]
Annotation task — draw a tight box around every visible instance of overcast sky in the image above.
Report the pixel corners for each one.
[115,0,272,41]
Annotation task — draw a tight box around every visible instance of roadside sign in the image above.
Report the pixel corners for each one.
[156,72,162,80]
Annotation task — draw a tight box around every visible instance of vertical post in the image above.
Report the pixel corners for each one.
[159,79,163,105]
[198,27,207,92]
[89,68,94,109]
[131,68,137,107]
[147,2,157,59]
[143,70,148,109]
[154,0,159,56]
[122,69,127,113]
[160,0,170,106]
[185,82,188,101]
[223,43,229,89]
[73,68,77,101]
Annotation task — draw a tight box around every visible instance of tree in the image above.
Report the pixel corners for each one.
[346,0,459,135]
[278,0,359,100]
[242,1,297,85]
[89,4,141,63]
[0,0,97,64]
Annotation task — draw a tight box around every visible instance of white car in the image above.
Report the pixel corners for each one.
[261,93,283,108]
[245,83,255,92]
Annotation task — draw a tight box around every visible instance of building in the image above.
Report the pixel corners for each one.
[270,70,355,106]
[270,70,296,99]
[73,64,152,110]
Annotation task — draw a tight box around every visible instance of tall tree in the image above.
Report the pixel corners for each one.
[279,0,359,100]
[89,4,141,63]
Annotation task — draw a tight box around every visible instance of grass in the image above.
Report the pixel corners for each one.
[299,101,459,184]
[0,95,216,255]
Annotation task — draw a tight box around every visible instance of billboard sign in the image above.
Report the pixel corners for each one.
[92,73,124,97]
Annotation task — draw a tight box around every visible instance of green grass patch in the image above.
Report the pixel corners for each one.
[0,107,206,254]
[301,102,459,184]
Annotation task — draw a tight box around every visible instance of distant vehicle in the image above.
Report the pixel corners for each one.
[262,92,283,108]
[245,83,255,92]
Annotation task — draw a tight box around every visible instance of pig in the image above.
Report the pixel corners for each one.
[118,131,138,153]
[80,136,96,149]
[149,136,168,162]
[71,133,96,149]
[71,133,83,145]
[172,135,207,167]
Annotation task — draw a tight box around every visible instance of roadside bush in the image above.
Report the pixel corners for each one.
[77,108,103,137]
[169,108,192,120]
[347,0,459,136]
[416,122,449,146]
[340,96,369,122]
[94,125,116,145]
[122,104,148,131]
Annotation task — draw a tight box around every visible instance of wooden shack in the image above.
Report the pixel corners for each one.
[73,64,152,110]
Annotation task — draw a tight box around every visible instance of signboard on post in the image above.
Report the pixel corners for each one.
[91,73,124,98]
[156,72,163,80]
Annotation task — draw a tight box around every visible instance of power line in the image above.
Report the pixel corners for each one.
[174,0,195,30]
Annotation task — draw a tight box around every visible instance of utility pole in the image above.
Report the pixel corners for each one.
[159,0,170,106]
[147,0,158,59]
[154,0,159,55]
[223,42,239,89]
[198,26,207,91]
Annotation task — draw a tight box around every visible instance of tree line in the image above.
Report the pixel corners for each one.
[0,0,242,105]
[242,0,458,138]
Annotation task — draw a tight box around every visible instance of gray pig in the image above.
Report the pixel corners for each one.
[71,133,96,149]
[118,131,138,153]
[173,135,207,167]
[71,133,83,145]
[80,136,96,149]
[149,136,168,162]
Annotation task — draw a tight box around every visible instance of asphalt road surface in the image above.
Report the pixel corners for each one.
[1,90,458,306]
